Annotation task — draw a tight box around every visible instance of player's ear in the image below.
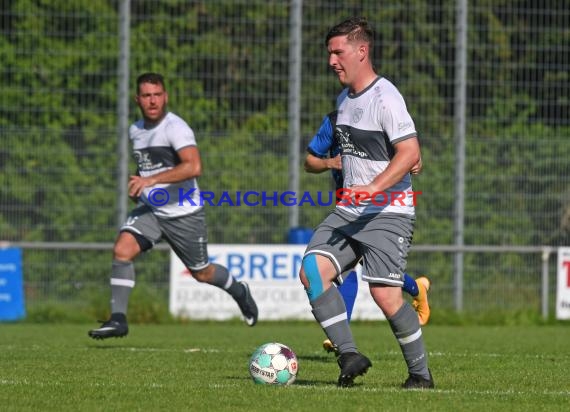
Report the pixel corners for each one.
[164,91,169,105]
[358,43,367,61]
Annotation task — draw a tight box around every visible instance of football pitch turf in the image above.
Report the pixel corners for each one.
[1,322,569,411]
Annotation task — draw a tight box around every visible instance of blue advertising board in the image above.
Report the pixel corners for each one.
[0,248,26,321]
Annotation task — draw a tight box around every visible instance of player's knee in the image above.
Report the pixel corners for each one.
[192,264,214,282]
[299,269,309,289]
[302,254,324,302]
[113,234,140,261]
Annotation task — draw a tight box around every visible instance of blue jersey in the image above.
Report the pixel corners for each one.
[306,111,343,190]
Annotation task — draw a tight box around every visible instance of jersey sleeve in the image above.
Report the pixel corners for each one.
[306,114,334,158]
[377,92,417,144]
[335,88,349,108]
[166,118,197,151]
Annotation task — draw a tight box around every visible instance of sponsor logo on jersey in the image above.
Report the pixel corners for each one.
[134,150,164,171]
[335,127,368,158]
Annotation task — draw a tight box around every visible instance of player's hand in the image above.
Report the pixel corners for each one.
[344,184,373,205]
[327,154,342,170]
[128,175,155,198]
[410,157,423,175]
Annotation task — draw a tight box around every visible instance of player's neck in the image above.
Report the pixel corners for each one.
[143,112,167,129]
[349,71,378,95]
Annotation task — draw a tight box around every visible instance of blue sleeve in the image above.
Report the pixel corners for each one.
[336,88,349,108]
[306,115,334,158]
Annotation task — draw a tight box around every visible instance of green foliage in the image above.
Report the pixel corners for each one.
[32,281,173,324]
[2,1,567,246]
[1,1,569,314]
[119,283,172,324]
[26,301,89,323]
[1,0,118,243]
[468,96,570,245]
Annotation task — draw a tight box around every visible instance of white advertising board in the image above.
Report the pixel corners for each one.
[556,247,570,320]
[169,244,385,321]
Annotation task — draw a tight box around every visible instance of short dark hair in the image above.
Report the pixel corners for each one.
[325,16,375,49]
[136,72,166,94]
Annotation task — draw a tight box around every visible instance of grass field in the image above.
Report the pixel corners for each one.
[1,321,569,411]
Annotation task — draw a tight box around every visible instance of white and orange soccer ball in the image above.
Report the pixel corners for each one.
[248,342,298,385]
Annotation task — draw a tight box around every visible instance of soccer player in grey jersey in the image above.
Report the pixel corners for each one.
[299,17,434,389]
[89,73,258,339]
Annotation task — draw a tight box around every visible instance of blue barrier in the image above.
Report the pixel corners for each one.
[0,248,26,321]
[287,227,313,245]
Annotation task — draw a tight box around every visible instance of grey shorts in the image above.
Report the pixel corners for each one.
[120,205,209,271]
[305,209,414,286]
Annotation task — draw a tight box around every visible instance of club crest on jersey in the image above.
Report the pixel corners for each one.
[352,107,364,124]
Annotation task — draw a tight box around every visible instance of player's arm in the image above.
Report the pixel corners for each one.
[128,146,201,198]
[129,169,142,202]
[305,112,339,173]
[410,156,422,175]
[350,136,420,194]
[352,93,421,190]
[304,153,342,173]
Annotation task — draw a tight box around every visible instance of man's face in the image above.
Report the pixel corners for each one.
[135,82,168,124]
[327,35,362,88]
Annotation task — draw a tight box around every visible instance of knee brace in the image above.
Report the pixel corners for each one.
[302,254,324,301]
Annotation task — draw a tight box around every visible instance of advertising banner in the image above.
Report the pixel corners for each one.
[169,244,386,321]
[556,247,570,320]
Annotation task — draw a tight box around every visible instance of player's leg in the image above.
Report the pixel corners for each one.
[338,269,358,320]
[163,209,258,326]
[88,206,159,340]
[326,267,431,341]
[370,285,433,388]
[402,273,418,296]
[300,212,371,387]
[335,268,432,326]
[410,275,431,326]
[192,263,258,326]
[332,266,432,328]
[402,273,431,326]
[362,215,433,389]
[301,253,370,387]
[323,268,358,354]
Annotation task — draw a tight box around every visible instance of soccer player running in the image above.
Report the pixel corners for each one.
[305,108,431,355]
[299,17,434,388]
[88,73,258,339]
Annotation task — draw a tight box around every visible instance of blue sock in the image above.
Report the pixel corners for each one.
[337,270,358,321]
[402,273,419,297]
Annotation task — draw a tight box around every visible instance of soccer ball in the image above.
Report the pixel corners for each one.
[248,342,298,385]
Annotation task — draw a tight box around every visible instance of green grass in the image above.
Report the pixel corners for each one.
[1,322,569,411]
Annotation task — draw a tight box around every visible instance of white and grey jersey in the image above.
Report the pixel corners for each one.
[336,77,417,216]
[129,112,201,218]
